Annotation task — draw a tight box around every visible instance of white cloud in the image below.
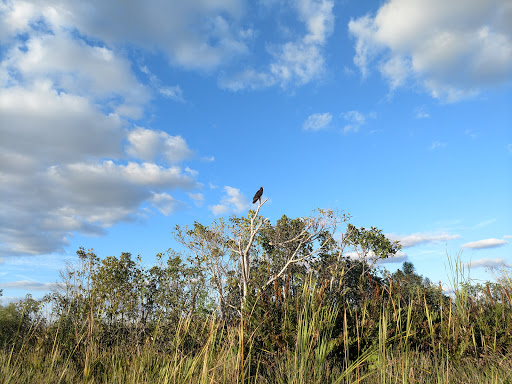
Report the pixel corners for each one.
[0,160,199,256]
[303,112,332,131]
[388,233,460,248]
[465,129,478,139]
[342,110,366,133]
[348,0,512,101]
[429,141,447,150]
[126,127,193,163]
[210,204,231,216]
[345,251,408,264]
[378,251,408,264]
[209,186,249,215]
[0,0,249,71]
[415,106,430,119]
[218,69,277,91]
[0,280,65,291]
[468,258,512,269]
[2,30,149,118]
[0,83,125,165]
[159,85,184,101]
[0,1,212,259]
[188,192,205,207]
[140,65,184,102]
[462,238,508,249]
[150,193,183,215]
[220,0,334,90]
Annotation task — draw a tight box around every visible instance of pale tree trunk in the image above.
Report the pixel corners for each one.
[229,198,269,304]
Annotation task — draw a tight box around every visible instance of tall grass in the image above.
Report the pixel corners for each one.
[2,253,512,383]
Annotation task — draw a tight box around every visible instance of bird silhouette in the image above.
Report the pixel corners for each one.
[252,187,263,204]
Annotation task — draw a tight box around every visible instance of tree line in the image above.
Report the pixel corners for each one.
[1,202,511,382]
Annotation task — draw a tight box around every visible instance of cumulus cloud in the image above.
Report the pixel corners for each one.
[462,238,508,249]
[388,233,460,248]
[303,112,332,131]
[0,2,204,258]
[1,30,149,118]
[348,0,512,101]
[468,258,512,269]
[0,0,249,71]
[220,0,334,90]
[1,159,199,256]
[126,127,193,163]
[209,186,249,215]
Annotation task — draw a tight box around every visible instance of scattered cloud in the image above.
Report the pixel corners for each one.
[140,65,184,102]
[378,251,409,264]
[415,106,430,119]
[188,193,205,207]
[185,167,199,177]
[126,127,193,163]
[504,235,512,239]
[303,112,332,131]
[219,0,335,90]
[507,144,512,153]
[465,129,478,139]
[348,0,512,101]
[345,251,408,264]
[467,258,512,269]
[343,66,356,76]
[462,238,508,249]
[342,110,367,133]
[388,233,460,248]
[429,141,447,150]
[150,193,184,215]
[0,280,65,291]
[209,186,249,215]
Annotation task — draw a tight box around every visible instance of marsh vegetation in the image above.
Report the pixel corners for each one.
[2,208,511,383]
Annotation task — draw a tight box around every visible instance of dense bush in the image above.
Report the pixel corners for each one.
[1,209,511,383]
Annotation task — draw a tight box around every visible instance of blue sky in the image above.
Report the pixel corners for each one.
[1,0,511,303]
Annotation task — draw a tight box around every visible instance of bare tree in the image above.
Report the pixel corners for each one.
[227,198,270,303]
[173,219,232,318]
[261,209,345,290]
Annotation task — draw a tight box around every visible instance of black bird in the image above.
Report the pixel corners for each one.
[252,187,263,204]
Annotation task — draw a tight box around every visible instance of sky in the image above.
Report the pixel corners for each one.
[1,0,511,304]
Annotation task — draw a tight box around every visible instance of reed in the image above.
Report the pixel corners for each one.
[1,253,511,383]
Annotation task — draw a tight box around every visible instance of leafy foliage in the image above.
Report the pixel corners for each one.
[1,209,512,383]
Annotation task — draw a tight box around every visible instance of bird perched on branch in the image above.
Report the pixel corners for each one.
[252,187,263,204]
